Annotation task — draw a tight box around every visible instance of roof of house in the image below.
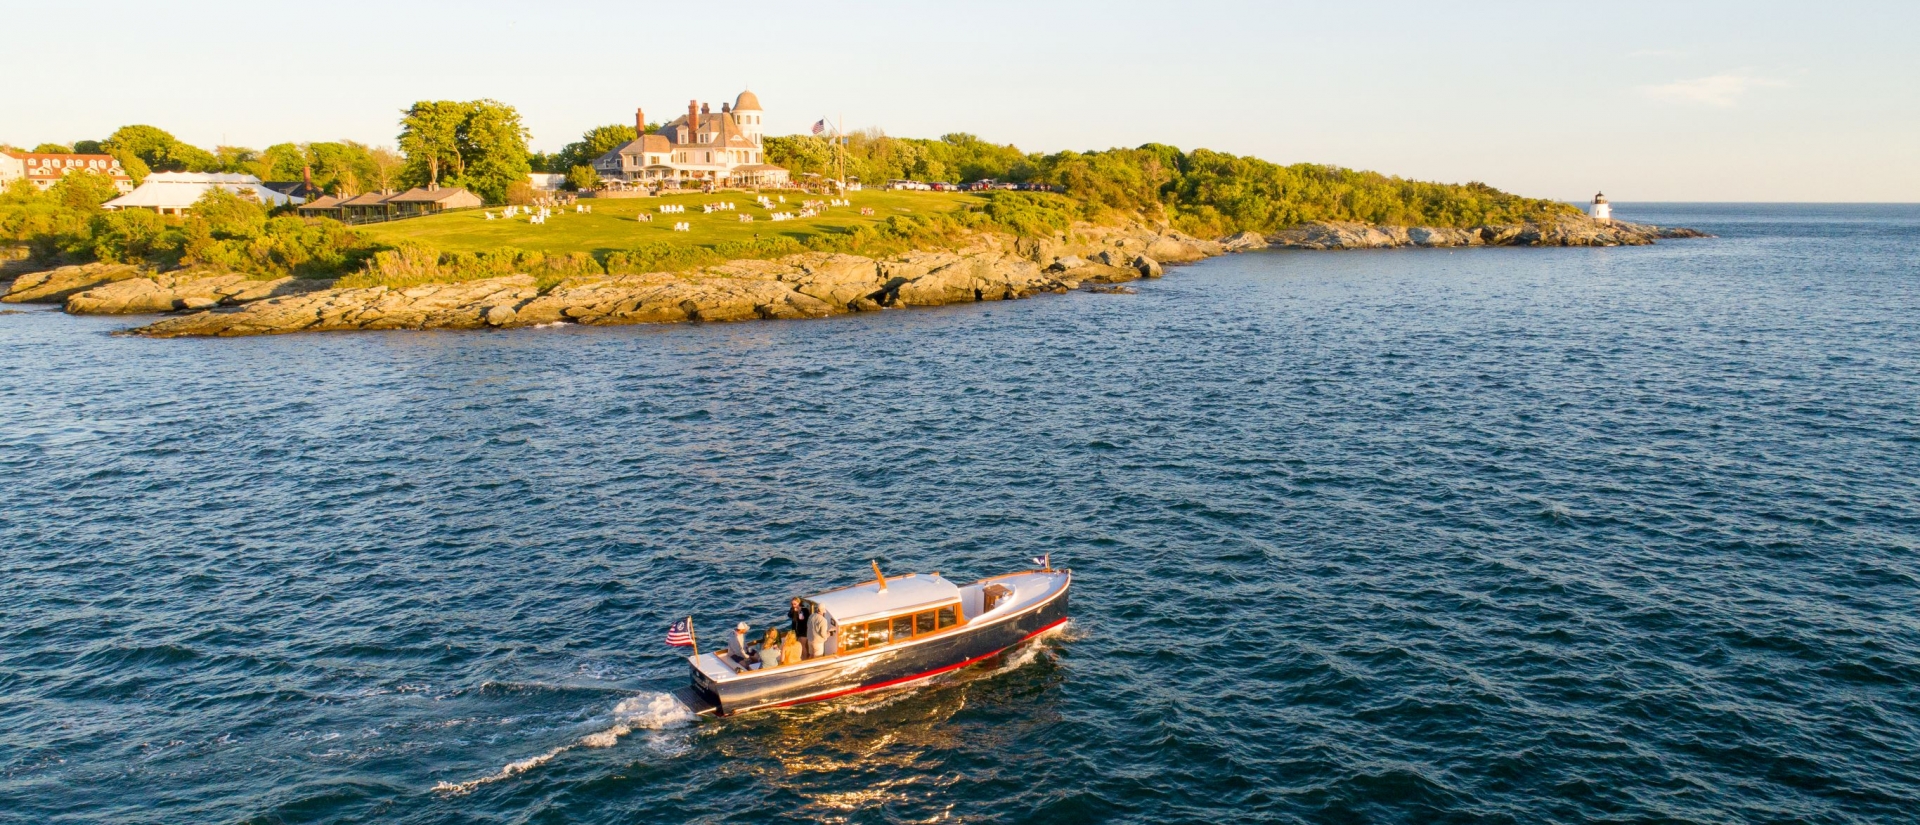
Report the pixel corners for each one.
[386,187,476,203]
[261,181,323,200]
[336,192,395,207]
[733,90,761,111]
[607,134,673,157]
[297,195,344,209]
[808,573,961,625]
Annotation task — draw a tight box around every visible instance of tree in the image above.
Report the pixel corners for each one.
[32,143,73,154]
[49,169,121,209]
[553,124,638,174]
[565,165,600,191]
[366,146,404,194]
[450,99,531,203]
[102,125,217,172]
[215,145,264,176]
[397,101,464,189]
[72,140,103,155]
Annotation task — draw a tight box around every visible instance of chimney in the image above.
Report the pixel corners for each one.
[635,107,645,134]
[302,164,313,193]
[688,100,699,140]
[700,102,710,115]
[722,102,730,114]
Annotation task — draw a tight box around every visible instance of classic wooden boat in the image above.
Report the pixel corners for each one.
[671,563,1071,717]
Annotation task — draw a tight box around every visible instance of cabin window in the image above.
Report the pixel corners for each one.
[867,620,891,646]
[916,611,937,635]
[842,623,868,652]
[892,615,914,641]
[937,605,957,629]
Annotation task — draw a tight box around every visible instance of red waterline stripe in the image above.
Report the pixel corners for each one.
[767,616,1070,710]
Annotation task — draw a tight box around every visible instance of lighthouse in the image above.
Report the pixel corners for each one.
[1588,192,1612,223]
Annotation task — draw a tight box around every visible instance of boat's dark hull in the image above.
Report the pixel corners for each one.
[690,579,1069,716]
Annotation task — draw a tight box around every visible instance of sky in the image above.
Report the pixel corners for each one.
[5,0,1915,202]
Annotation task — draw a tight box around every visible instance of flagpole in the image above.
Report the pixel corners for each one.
[686,615,698,654]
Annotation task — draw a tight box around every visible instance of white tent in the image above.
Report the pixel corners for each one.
[104,172,304,214]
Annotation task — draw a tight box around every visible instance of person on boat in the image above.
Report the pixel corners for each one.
[780,629,803,665]
[788,598,811,659]
[758,628,782,669]
[807,607,829,658]
[727,622,753,670]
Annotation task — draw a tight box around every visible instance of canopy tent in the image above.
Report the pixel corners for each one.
[104,172,304,214]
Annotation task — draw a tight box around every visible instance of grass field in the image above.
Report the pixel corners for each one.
[357,190,984,257]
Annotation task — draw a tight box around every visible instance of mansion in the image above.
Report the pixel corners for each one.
[1,151,134,193]
[592,91,789,187]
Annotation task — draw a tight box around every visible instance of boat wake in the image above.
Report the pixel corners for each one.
[431,692,695,795]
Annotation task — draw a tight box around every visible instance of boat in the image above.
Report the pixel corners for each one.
[670,561,1071,717]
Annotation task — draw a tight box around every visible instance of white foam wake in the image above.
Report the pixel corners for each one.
[432,692,696,795]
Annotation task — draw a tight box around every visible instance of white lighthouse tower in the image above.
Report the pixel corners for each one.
[1588,192,1612,223]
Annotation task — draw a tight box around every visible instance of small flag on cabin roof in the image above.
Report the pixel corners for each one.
[812,119,826,135]
[665,618,693,647]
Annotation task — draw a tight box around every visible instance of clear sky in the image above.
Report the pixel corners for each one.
[6,0,1915,201]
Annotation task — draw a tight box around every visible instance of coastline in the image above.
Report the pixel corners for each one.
[1,216,1706,338]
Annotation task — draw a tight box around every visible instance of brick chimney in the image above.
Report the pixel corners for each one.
[635,107,645,134]
[687,99,698,141]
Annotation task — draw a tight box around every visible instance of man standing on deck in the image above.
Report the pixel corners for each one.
[807,606,830,659]
[789,598,811,659]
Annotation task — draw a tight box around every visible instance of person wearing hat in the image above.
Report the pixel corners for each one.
[727,622,753,671]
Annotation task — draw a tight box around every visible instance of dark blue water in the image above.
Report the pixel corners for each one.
[3,204,1917,824]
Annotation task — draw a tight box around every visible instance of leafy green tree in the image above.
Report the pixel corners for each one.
[449,100,530,203]
[32,143,73,154]
[552,124,637,174]
[565,165,600,191]
[398,101,465,189]
[49,169,121,209]
[366,146,405,194]
[72,140,103,155]
[102,125,218,172]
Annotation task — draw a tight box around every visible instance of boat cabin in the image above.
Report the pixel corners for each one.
[809,573,967,654]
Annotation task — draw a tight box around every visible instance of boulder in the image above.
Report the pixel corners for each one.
[1220,231,1269,252]
[1132,255,1164,278]
[4,263,142,304]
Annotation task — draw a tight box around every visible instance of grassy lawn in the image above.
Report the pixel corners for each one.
[357,190,984,257]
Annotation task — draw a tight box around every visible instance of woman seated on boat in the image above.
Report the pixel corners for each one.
[780,630,802,666]
[757,628,782,669]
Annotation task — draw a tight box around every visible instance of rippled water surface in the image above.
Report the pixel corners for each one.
[3,204,1917,824]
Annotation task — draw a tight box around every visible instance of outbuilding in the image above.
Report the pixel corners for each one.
[103,172,302,215]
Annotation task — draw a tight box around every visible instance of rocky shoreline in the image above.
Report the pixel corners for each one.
[1,216,1705,338]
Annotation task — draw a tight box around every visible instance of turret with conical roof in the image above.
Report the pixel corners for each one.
[733,90,763,146]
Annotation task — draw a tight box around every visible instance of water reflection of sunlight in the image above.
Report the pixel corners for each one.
[713,640,1068,819]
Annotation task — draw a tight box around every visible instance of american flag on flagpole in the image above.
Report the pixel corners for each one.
[665,618,693,647]
[812,119,827,135]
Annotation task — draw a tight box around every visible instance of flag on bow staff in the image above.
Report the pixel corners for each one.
[665,617,693,647]
[1031,554,1051,571]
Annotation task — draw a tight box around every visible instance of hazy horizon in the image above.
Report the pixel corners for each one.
[6,0,1914,202]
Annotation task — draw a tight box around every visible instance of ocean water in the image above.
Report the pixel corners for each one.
[2,204,1916,824]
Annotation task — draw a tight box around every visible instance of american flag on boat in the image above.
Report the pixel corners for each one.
[812,119,827,135]
[665,618,693,647]
[1032,553,1050,569]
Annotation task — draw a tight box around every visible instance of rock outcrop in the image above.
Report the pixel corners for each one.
[64,272,330,315]
[1267,217,1708,250]
[117,216,1705,339]
[132,225,1218,338]
[3,263,143,304]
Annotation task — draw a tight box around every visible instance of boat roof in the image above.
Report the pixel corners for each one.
[809,573,959,625]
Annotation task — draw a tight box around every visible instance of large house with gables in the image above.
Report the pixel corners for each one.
[592,91,788,187]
